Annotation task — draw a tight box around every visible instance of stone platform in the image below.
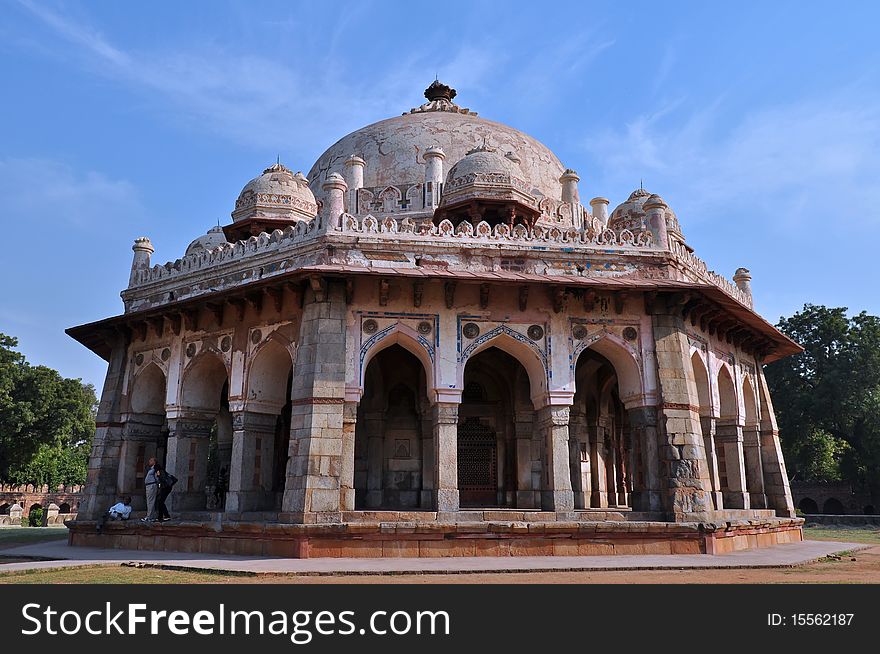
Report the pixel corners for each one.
[67,515,804,559]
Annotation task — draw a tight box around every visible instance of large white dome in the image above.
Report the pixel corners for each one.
[307,82,565,207]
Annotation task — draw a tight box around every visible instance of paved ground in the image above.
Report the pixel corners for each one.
[0,539,866,576]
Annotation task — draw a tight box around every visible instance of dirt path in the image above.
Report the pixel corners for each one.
[274,545,880,584]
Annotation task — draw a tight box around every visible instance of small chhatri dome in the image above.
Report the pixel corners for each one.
[444,141,528,191]
[185,225,229,256]
[232,161,318,223]
[609,186,684,241]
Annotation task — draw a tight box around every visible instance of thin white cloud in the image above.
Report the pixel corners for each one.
[0,157,143,229]
[586,92,880,230]
[12,1,500,160]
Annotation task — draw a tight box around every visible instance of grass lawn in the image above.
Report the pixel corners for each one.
[802,524,880,545]
[0,526,68,549]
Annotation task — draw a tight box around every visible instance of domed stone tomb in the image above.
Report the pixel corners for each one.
[66,81,803,558]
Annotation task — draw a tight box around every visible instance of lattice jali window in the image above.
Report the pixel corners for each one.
[457,418,497,491]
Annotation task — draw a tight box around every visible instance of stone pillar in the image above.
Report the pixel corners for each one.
[589,423,608,508]
[651,303,714,520]
[364,411,384,508]
[590,197,610,228]
[700,416,725,511]
[165,416,213,511]
[643,196,670,249]
[715,420,750,509]
[604,425,618,507]
[78,329,129,520]
[282,279,348,521]
[515,410,535,508]
[225,410,278,514]
[129,237,154,286]
[537,405,575,511]
[420,402,435,509]
[756,371,795,517]
[339,400,358,512]
[432,401,460,513]
[742,424,767,509]
[568,411,591,509]
[627,406,663,512]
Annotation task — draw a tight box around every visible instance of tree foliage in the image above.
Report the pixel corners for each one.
[766,305,880,501]
[0,333,96,488]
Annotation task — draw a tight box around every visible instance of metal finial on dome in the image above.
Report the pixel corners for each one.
[425,79,456,102]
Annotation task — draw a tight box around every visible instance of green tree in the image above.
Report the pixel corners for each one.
[0,333,95,488]
[766,305,880,504]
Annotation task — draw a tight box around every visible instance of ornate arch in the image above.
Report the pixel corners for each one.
[180,350,230,413]
[459,325,547,407]
[571,331,643,405]
[128,361,167,415]
[359,321,435,401]
[716,363,738,421]
[245,336,296,414]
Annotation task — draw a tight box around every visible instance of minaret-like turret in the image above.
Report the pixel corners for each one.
[560,169,580,205]
[734,268,753,295]
[322,172,348,228]
[590,197,610,228]
[643,195,669,249]
[424,146,446,209]
[130,237,154,286]
[344,155,365,214]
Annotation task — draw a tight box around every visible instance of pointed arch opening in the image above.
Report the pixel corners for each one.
[571,346,638,510]
[123,363,169,508]
[458,346,538,508]
[715,364,747,509]
[741,375,766,507]
[355,344,431,510]
[175,352,231,511]
[691,352,722,510]
[461,330,547,408]
[234,338,296,512]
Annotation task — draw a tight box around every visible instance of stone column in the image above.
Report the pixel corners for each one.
[165,416,213,511]
[432,401,460,513]
[605,425,618,507]
[742,424,767,509]
[568,411,591,510]
[364,411,385,508]
[715,420,750,509]
[537,405,575,512]
[700,416,725,510]
[419,403,435,509]
[79,329,129,520]
[225,410,278,514]
[339,400,358,512]
[651,303,714,520]
[627,406,663,512]
[589,422,608,508]
[515,410,539,509]
[282,280,348,522]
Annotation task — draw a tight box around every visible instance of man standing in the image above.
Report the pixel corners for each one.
[141,457,158,522]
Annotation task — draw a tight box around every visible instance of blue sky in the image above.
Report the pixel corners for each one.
[1,0,879,391]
